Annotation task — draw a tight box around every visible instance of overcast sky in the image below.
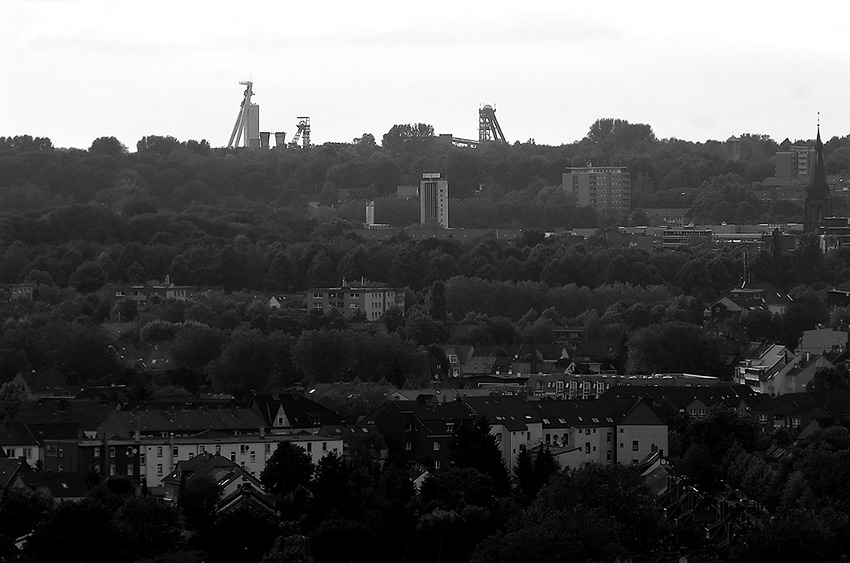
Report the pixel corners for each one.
[3,0,848,151]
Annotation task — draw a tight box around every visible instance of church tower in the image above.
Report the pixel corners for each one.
[803,125,830,231]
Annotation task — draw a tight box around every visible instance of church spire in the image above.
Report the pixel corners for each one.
[809,123,829,199]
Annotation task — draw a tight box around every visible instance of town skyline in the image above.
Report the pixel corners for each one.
[4,0,849,151]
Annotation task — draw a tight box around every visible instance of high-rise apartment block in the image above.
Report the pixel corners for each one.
[563,166,631,215]
[775,145,816,181]
[420,173,449,228]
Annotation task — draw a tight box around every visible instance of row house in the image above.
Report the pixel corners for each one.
[361,396,477,471]
[602,384,757,419]
[528,373,726,400]
[463,395,544,474]
[750,391,850,434]
[365,393,668,475]
[532,397,668,467]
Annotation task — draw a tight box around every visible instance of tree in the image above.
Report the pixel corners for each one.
[449,416,511,496]
[261,441,314,497]
[0,381,26,421]
[178,475,220,530]
[0,488,53,541]
[68,260,107,294]
[25,498,122,563]
[206,328,276,396]
[89,136,127,157]
[626,321,732,377]
[114,496,182,557]
[806,364,850,393]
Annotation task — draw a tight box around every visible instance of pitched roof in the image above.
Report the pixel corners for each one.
[21,472,88,499]
[0,458,28,488]
[250,393,342,428]
[462,395,542,431]
[808,128,830,199]
[110,407,266,436]
[0,422,39,446]
[12,400,116,429]
[12,373,76,396]
[601,384,756,411]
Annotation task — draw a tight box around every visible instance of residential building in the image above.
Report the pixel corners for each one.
[250,393,343,431]
[0,422,41,469]
[420,172,449,228]
[776,144,815,181]
[463,395,544,474]
[602,385,757,419]
[362,396,476,471]
[0,458,31,500]
[798,327,848,357]
[531,397,668,467]
[734,342,793,390]
[306,285,404,321]
[767,353,834,396]
[704,283,793,324]
[10,373,77,400]
[563,166,631,215]
[643,208,694,227]
[162,453,275,516]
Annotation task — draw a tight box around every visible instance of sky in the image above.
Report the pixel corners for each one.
[3,0,849,151]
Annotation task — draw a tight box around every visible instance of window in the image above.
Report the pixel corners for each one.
[173,446,178,457]
[250,451,256,463]
[433,441,441,451]
[405,442,412,451]
[215,445,221,455]
[606,432,612,444]
[157,447,163,458]
[109,447,115,458]
[307,442,313,452]
[127,465,133,476]
[447,354,458,364]
[445,422,454,433]
[5,448,13,458]
[277,416,284,426]
[157,464,163,476]
[404,423,413,432]
[619,428,624,433]
[58,448,63,458]
[758,414,768,424]
[434,460,441,470]
[265,444,271,453]
[230,452,236,462]
[199,445,205,453]
[109,464,116,476]
[94,448,101,459]
[527,432,531,440]
[24,448,32,459]
[322,442,327,451]
[632,440,639,451]
[792,417,801,428]
[606,451,612,461]
[585,443,590,454]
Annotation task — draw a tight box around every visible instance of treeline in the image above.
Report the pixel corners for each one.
[2,119,848,227]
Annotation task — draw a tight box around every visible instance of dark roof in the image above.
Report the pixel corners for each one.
[808,128,830,199]
[601,384,756,411]
[12,399,117,428]
[0,422,39,446]
[111,408,266,436]
[13,372,75,395]
[0,458,28,488]
[250,393,342,428]
[21,472,88,499]
[463,395,542,431]
[531,397,651,428]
